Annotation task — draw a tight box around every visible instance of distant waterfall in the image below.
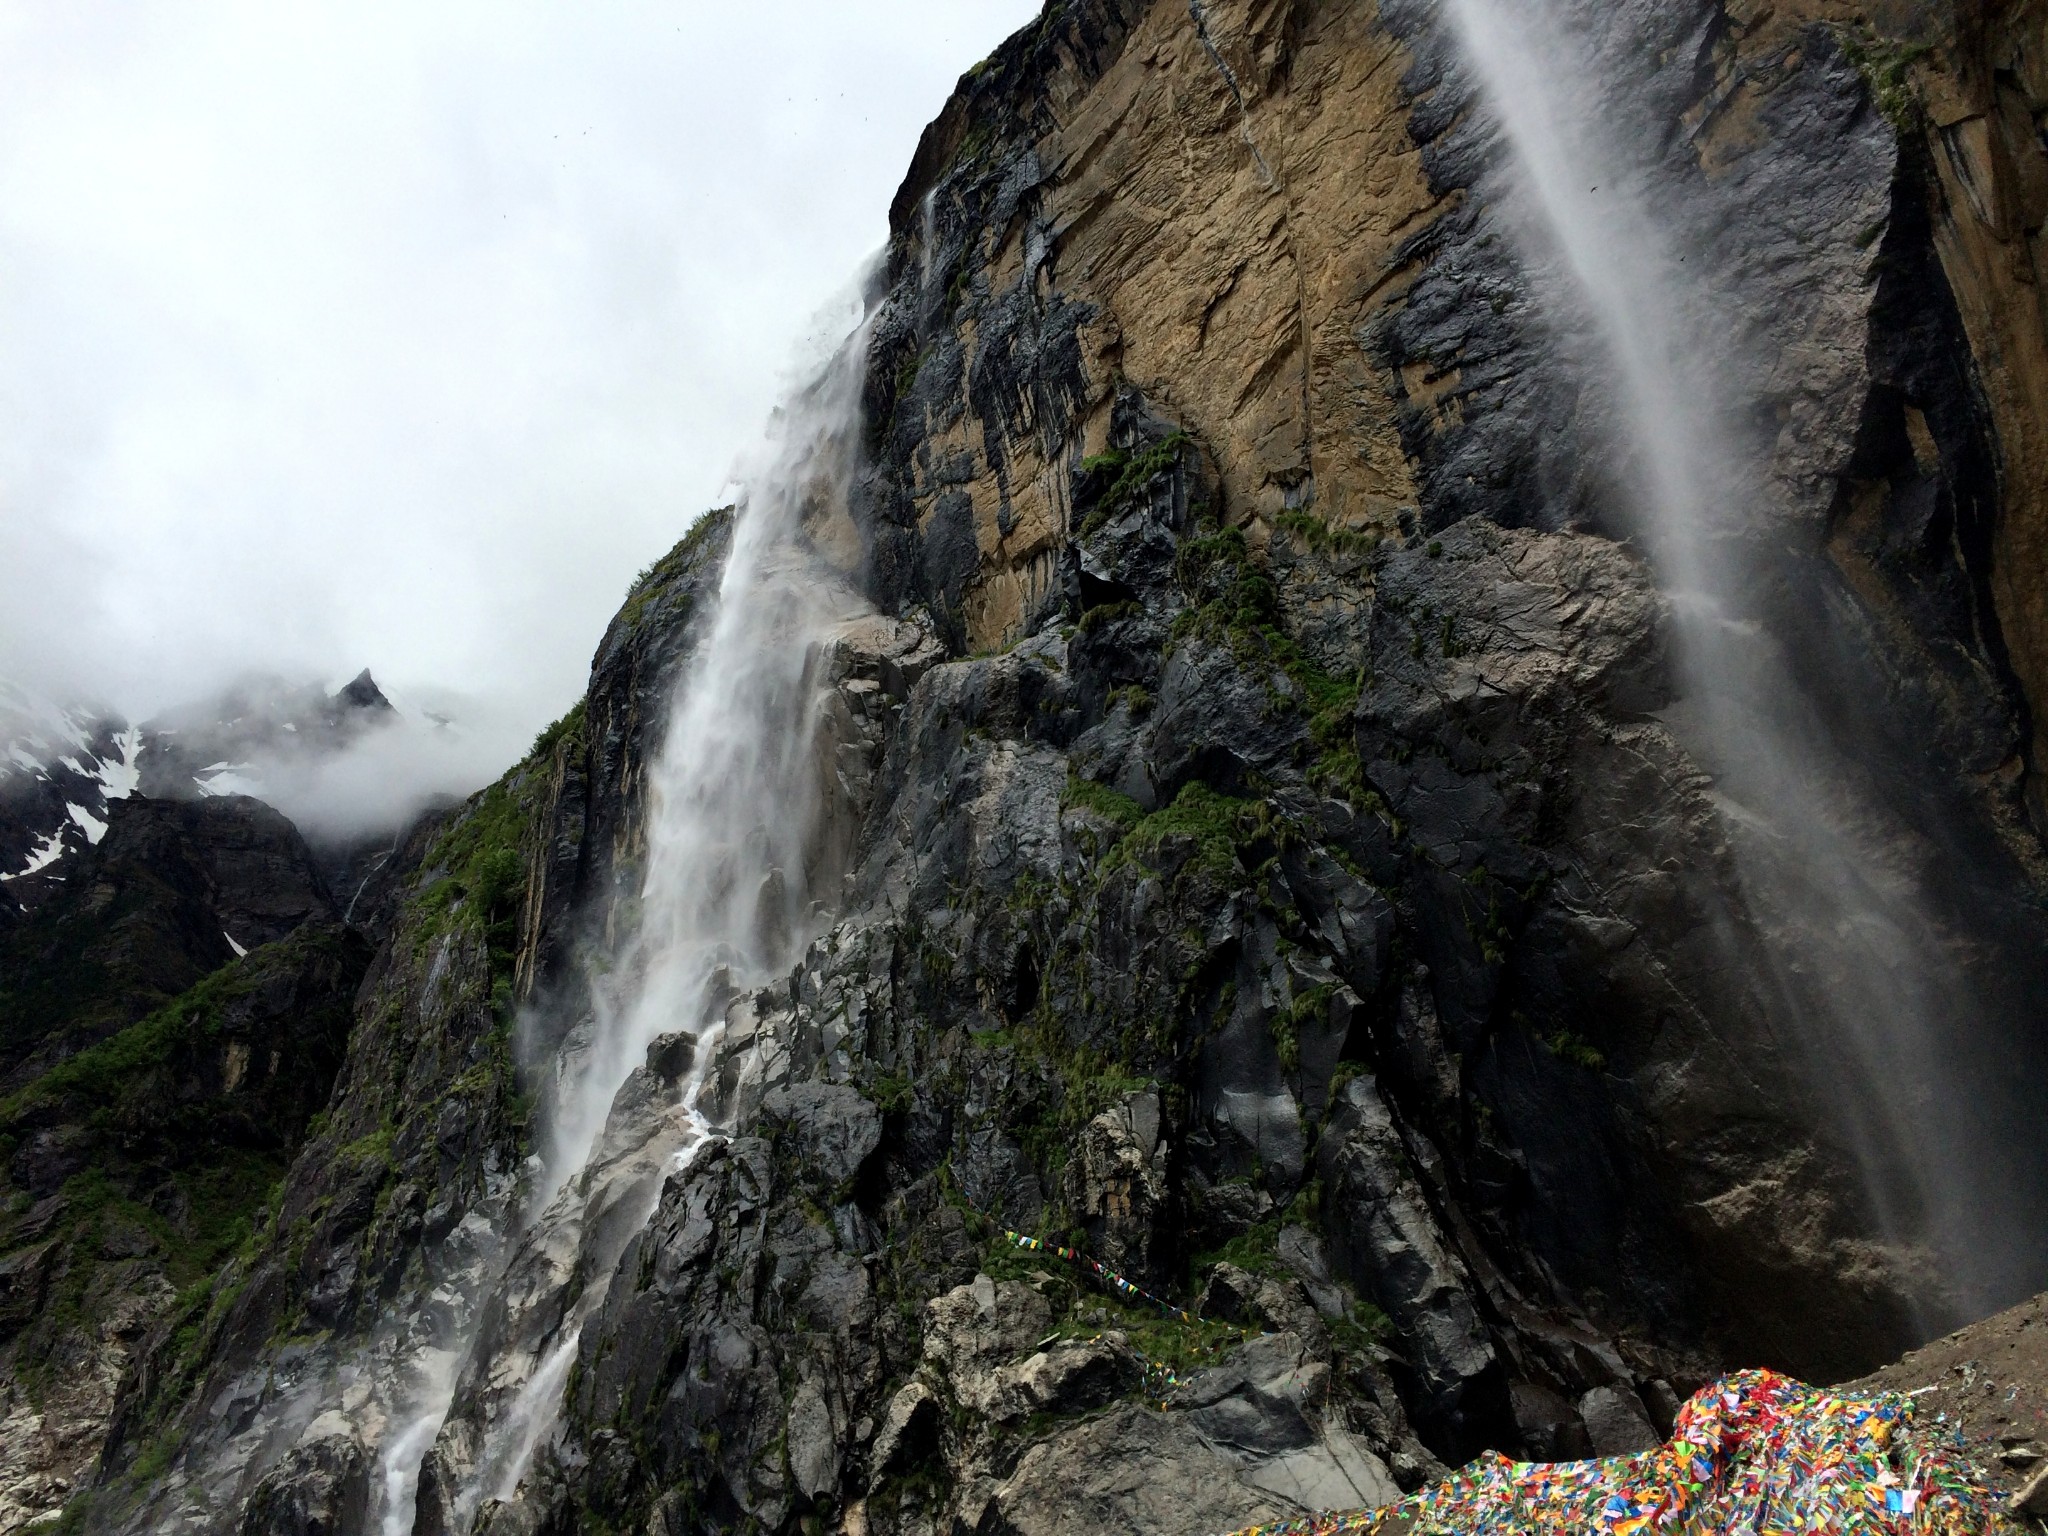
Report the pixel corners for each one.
[1441,0,2048,1322]
[370,309,873,1536]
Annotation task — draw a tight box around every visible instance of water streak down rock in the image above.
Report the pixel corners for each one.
[1437,0,2048,1331]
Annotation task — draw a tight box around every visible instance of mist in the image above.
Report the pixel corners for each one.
[0,0,1039,826]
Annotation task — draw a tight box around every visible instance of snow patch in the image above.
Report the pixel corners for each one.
[2,829,66,880]
[97,727,143,800]
[66,803,108,844]
[197,766,263,799]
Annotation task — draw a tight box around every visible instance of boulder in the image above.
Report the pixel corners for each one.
[236,1414,369,1536]
[1315,1077,1499,1448]
[761,1079,883,1198]
[978,1405,1285,1536]
[1577,1386,1661,1457]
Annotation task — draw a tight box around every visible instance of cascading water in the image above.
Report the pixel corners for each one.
[368,304,875,1535]
[536,340,871,1204]
[1440,0,2048,1323]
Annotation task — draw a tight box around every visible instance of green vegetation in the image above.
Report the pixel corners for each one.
[0,924,359,1422]
[948,1189,1249,1380]
[1066,1304,1250,1382]
[1273,982,1337,1074]
[1543,1028,1607,1071]
[1059,772,1268,886]
[615,507,728,638]
[1838,25,1933,133]
[1168,513,1375,807]
[4,1138,285,1409]
[1112,782,1255,883]
[966,1192,1390,1404]
[1060,774,1144,834]
[408,777,530,960]
[1077,431,1190,536]
[946,249,977,315]
[1183,1183,1325,1287]
[1012,1047,1157,1186]
[0,924,350,1131]
[394,768,555,1164]
[0,871,176,1070]
[530,699,587,761]
[1075,599,1140,636]
[1,985,216,1125]
[1275,508,1382,561]
[1193,1214,1286,1279]
[10,599,602,1516]
[895,346,929,405]
[1107,684,1154,718]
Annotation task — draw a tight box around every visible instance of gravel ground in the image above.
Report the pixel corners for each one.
[1849,1292,2048,1518]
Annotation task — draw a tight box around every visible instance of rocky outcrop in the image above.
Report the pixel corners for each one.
[0,920,368,1535]
[82,731,573,1536]
[845,0,2048,1350]
[0,794,337,1095]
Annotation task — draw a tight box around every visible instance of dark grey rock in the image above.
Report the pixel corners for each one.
[761,1079,883,1197]
[1578,1385,1661,1457]
[975,1404,1284,1536]
[1316,1076,1500,1448]
[235,1417,368,1536]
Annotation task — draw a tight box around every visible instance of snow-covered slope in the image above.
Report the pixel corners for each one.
[0,670,397,896]
[0,683,144,888]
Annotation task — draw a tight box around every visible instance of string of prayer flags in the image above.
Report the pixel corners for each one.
[1002,1229,1198,1323]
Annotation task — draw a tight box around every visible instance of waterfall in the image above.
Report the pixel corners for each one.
[538,326,872,1201]
[1440,0,2048,1322]
[367,302,874,1535]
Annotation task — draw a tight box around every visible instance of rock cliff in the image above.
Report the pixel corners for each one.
[14,2,2048,1533]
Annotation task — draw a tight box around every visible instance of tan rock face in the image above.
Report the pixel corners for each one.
[876,0,2048,841]
[850,0,2048,1365]
[1915,0,2048,828]
[885,0,1435,654]
[1036,0,1430,531]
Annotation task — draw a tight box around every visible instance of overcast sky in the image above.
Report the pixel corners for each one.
[0,0,1038,771]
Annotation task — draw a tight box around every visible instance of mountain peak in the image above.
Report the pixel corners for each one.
[332,669,394,715]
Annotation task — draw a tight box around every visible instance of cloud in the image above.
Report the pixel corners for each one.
[0,0,1039,784]
[199,687,537,850]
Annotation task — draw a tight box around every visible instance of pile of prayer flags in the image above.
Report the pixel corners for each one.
[1210,1369,2021,1536]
